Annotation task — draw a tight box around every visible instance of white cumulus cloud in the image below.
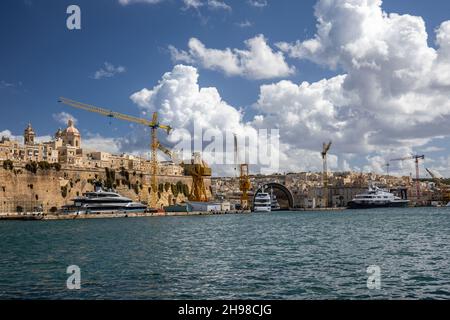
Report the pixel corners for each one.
[169,35,295,80]
[129,64,312,175]
[93,62,126,80]
[52,112,78,127]
[118,0,162,5]
[248,0,267,8]
[182,0,231,11]
[261,0,450,174]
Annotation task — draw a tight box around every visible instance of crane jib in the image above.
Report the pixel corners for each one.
[58,96,173,209]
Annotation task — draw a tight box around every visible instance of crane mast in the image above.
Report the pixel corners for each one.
[234,134,250,210]
[58,97,172,209]
[390,155,425,204]
[321,141,332,207]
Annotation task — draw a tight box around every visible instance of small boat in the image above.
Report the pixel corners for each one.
[348,184,410,209]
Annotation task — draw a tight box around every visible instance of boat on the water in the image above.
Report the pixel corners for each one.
[270,188,281,211]
[253,192,272,212]
[62,186,148,214]
[348,184,410,209]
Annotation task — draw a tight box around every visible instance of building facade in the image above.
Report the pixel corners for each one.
[0,121,184,176]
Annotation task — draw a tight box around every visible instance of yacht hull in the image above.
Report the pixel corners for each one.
[253,207,271,212]
[348,201,409,209]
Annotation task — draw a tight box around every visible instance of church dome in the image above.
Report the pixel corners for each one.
[63,119,80,135]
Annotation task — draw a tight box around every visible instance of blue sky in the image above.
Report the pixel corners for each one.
[2,0,450,176]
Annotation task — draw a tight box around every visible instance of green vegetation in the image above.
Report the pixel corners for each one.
[176,181,183,193]
[23,161,61,172]
[61,185,68,198]
[171,181,190,198]
[37,161,51,170]
[104,168,116,190]
[119,167,130,181]
[171,183,179,197]
[2,159,14,170]
[25,161,38,174]
[182,184,189,197]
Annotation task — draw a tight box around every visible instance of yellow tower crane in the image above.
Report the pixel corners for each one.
[234,134,251,210]
[321,141,332,208]
[239,164,251,210]
[58,97,172,209]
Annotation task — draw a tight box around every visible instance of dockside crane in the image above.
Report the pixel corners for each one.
[426,168,450,203]
[58,97,172,209]
[183,152,211,202]
[390,155,425,203]
[383,163,390,177]
[234,134,251,210]
[321,141,332,207]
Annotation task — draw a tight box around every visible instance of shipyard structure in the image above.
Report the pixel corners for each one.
[212,172,450,209]
[0,121,211,213]
[1,121,449,214]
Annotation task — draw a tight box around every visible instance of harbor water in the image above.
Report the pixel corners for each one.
[0,208,449,299]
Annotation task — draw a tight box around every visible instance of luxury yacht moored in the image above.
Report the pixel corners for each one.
[62,187,147,214]
[348,185,410,209]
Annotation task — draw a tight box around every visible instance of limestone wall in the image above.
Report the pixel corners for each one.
[0,164,212,213]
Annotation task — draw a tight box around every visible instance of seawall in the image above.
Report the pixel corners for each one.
[0,164,211,212]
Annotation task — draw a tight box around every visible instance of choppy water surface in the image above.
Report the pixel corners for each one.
[1,208,450,299]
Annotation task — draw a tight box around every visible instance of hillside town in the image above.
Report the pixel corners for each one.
[1,120,450,213]
[0,121,183,176]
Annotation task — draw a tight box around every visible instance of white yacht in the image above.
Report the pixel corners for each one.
[62,187,148,214]
[270,188,281,211]
[348,184,410,209]
[253,192,272,212]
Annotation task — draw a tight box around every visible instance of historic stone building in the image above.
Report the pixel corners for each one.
[0,121,199,213]
[0,120,184,176]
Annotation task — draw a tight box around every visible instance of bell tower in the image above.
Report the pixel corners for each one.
[24,123,35,145]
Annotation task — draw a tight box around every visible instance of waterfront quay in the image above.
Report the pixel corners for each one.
[0,210,250,221]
